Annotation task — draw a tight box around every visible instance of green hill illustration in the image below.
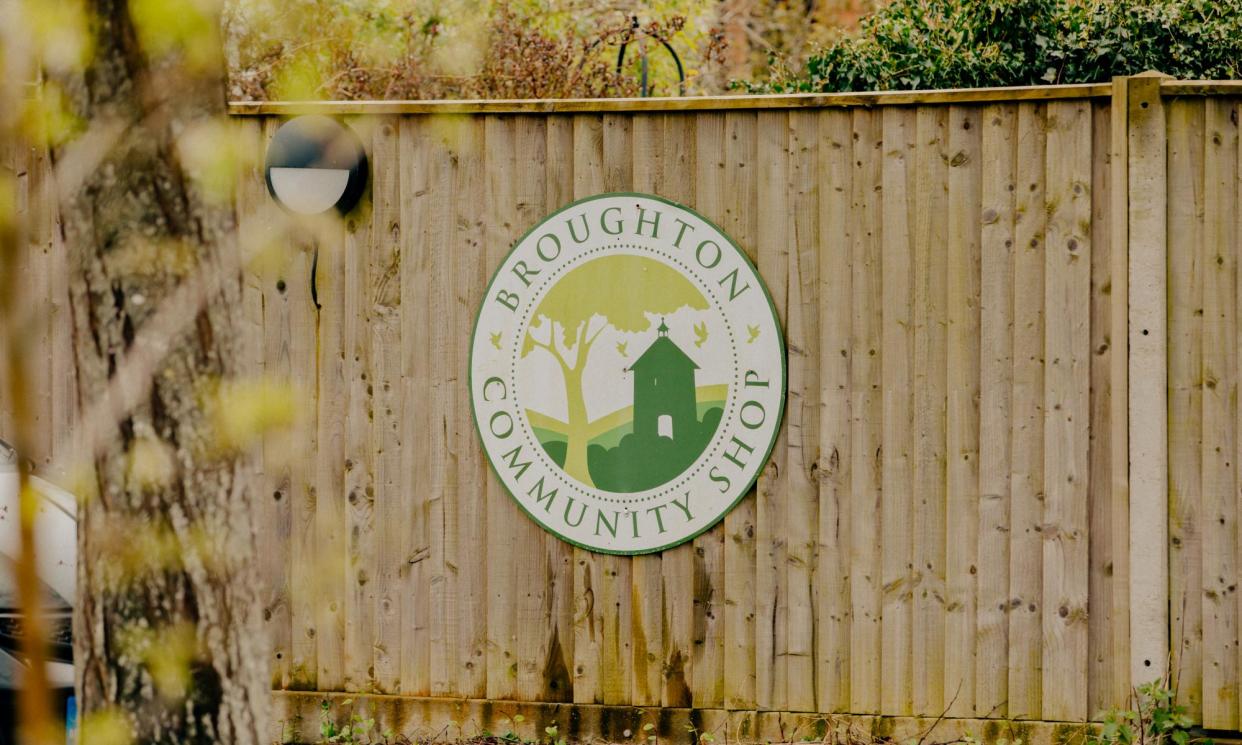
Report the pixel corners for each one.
[530,381,727,492]
[521,255,724,491]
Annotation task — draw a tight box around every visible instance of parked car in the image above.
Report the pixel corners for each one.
[0,440,77,744]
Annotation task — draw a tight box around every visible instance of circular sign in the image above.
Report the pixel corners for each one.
[471,193,785,554]
[265,115,368,215]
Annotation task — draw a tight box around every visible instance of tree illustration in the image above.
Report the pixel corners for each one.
[523,255,708,486]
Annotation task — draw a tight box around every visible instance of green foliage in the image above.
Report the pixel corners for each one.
[683,723,716,745]
[318,699,396,745]
[229,0,726,100]
[1092,681,1208,745]
[525,255,709,354]
[310,684,1204,745]
[544,724,566,745]
[755,0,1242,93]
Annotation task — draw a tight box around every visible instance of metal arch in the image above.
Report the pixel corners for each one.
[614,16,687,97]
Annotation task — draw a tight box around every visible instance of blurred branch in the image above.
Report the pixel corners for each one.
[0,2,63,740]
[49,201,303,481]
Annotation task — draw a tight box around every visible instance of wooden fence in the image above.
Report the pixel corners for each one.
[6,77,1242,741]
[1163,89,1242,730]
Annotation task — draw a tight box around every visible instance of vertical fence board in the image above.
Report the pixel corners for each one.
[398,117,432,696]
[630,113,666,708]
[0,142,14,450]
[977,103,1017,719]
[244,117,292,690]
[454,117,489,698]
[848,108,883,715]
[721,110,759,712]
[911,106,949,718]
[236,119,267,672]
[29,143,53,470]
[880,106,915,716]
[1167,98,1205,715]
[315,213,349,693]
[542,114,577,704]
[1008,103,1048,720]
[1106,86,1133,717]
[1201,97,1239,729]
[32,144,55,469]
[369,116,403,694]
[945,105,981,717]
[343,120,377,692]
[289,218,325,690]
[661,112,698,708]
[1042,99,1093,722]
[31,139,63,475]
[287,215,322,690]
[0,141,13,447]
[816,108,854,715]
[11,142,32,454]
[695,110,730,710]
[599,114,635,706]
[1235,98,1242,733]
[9,142,52,468]
[484,114,521,703]
[571,114,606,705]
[1087,101,1126,716]
[46,142,75,481]
[8,143,29,452]
[426,123,457,697]
[755,109,790,711]
[785,108,820,713]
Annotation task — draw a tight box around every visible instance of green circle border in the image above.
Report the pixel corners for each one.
[468,191,788,556]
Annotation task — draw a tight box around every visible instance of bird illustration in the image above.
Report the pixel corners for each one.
[693,321,708,348]
[747,325,760,344]
[616,341,628,357]
[490,331,502,350]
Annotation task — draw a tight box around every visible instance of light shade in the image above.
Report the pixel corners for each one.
[268,167,350,215]
[264,116,367,215]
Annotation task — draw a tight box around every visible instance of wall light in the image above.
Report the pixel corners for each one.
[264,115,368,215]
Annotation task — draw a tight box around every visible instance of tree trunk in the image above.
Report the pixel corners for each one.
[561,363,593,487]
[59,1,269,742]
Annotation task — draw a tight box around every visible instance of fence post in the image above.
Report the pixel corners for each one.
[1121,71,1170,686]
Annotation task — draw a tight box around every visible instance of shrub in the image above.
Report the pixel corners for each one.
[228,0,727,101]
[1092,680,1209,745]
[753,0,1242,93]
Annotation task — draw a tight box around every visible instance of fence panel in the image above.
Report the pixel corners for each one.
[24,83,1242,737]
[222,97,1129,724]
[1164,94,1242,731]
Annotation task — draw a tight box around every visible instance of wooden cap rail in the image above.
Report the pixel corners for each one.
[228,82,1111,115]
[1160,79,1242,96]
[228,79,1241,117]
